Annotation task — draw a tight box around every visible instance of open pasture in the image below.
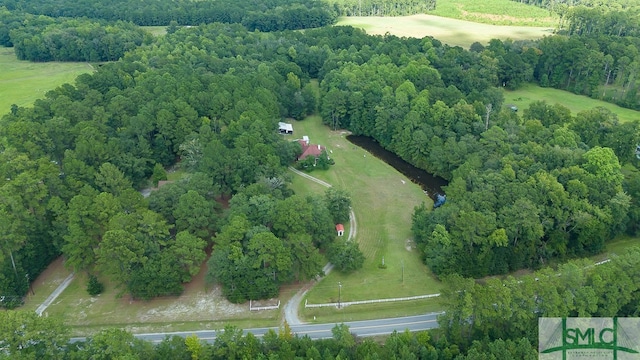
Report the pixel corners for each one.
[336,14,554,48]
[429,0,558,27]
[504,84,640,123]
[0,47,91,116]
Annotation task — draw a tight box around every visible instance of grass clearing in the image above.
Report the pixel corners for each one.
[41,257,280,336]
[289,116,441,321]
[504,83,640,123]
[429,0,558,27]
[336,14,554,48]
[0,47,91,116]
[605,236,640,258]
[141,26,167,36]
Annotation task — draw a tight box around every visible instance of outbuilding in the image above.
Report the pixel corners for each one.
[336,224,345,237]
[279,122,293,134]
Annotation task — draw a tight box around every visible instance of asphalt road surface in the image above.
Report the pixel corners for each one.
[71,313,443,344]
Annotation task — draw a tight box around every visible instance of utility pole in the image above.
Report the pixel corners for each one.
[26,273,34,295]
[402,261,404,284]
[338,282,342,309]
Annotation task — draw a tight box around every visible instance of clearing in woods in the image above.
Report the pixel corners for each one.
[0,47,91,116]
[289,116,442,323]
[504,83,640,123]
[336,14,554,48]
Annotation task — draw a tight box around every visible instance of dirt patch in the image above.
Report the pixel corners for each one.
[137,286,247,322]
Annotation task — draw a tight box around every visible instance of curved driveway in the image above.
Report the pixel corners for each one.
[285,167,357,325]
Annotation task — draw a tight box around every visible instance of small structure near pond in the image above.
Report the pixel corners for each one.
[433,194,446,209]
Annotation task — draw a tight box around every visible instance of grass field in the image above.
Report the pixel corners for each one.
[287,116,442,322]
[336,14,554,48]
[141,26,167,36]
[429,0,558,27]
[0,47,91,116]
[504,83,640,123]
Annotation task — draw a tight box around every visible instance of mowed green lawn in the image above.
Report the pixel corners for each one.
[336,14,554,48]
[504,83,640,123]
[288,116,442,318]
[0,47,92,116]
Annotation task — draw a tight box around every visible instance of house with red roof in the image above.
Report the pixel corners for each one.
[336,224,344,237]
[297,136,326,161]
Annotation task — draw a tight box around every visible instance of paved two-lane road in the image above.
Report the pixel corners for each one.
[71,313,442,344]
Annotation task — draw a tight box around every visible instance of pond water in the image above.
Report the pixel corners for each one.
[346,135,448,201]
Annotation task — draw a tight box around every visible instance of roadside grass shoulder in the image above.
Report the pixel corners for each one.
[303,298,442,324]
[289,116,442,320]
[504,83,640,123]
[0,47,91,116]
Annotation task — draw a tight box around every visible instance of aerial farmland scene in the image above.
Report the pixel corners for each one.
[1,0,640,357]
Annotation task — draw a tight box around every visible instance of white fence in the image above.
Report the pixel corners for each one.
[304,293,440,309]
[249,299,281,311]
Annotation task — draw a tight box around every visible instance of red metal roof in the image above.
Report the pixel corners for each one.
[336,224,344,231]
[298,140,325,160]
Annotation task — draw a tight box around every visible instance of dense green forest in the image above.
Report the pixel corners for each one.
[0,10,152,62]
[0,0,336,29]
[327,0,436,17]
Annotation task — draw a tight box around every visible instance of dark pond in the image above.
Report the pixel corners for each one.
[346,135,448,201]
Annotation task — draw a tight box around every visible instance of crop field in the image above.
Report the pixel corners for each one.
[0,47,91,116]
[336,14,554,48]
[504,84,640,123]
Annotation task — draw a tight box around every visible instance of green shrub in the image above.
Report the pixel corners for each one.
[86,274,104,296]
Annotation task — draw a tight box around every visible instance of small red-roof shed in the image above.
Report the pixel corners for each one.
[336,224,344,237]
